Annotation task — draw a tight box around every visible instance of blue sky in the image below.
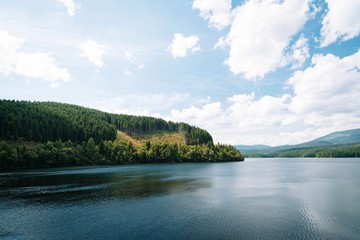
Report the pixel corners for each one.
[0,0,359,145]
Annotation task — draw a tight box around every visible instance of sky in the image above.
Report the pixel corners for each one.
[0,0,359,146]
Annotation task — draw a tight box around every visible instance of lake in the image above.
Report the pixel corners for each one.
[1,158,360,240]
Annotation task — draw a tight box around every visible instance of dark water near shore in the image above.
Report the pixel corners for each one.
[1,158,360,240]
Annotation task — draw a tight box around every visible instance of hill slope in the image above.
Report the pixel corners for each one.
[236,128,360,158]
[0,100,243,169]
[116,130,186,146]
[0,100,212,145]
[311,128,360,145]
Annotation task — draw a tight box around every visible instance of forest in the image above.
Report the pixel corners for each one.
[276,144,360,158]
[245,144,360,158]
[0,100,243,170]
[0,100,212,145]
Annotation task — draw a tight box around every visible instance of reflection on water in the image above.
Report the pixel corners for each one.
[0,166,210,204]
[1,159,360,240]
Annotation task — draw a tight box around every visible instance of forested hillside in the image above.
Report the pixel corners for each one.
[240,144,360,158]
[275,144,360,158]
[243,144,360,158]
[0,100,213,145]
[0,100,243,169]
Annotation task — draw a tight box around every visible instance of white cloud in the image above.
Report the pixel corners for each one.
[0,30,24,75]
[124,70,133,76]
[214,37,227,50]
[124,51,133,61]
[167,50,360,146]
[15,53,71,88]
[168,93,296,145]
[288,50,360,117]
[80,39,108,70]
[222,0,311,79]
[192,0,232,30]
[0,30,70,87]
[171,102,224,129]
[227,93,292,127]
[58,0,79,16]
[320,0,360,47]
[289,34,310,69]
[168,33,200,58]
[285,50,360,141]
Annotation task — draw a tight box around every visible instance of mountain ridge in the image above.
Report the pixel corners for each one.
[236,128,360,157]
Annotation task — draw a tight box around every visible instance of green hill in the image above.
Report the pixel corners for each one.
[0,100,212,145]
[311,128,360,145]
[0,100,243,169]
[236,128,360,158]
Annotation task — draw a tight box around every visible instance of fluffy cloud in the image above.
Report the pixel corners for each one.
[288,50,360,117]
[168,33,200,58]
[222,0,311,79]
[289,34,310,69]
[124,70,133,76]
[80,40,108,70]
[0,30,23,75]
[168,93,296,145]
[0,30,70,88]
[192,0,232,30]
[168,93,295,145]
[58,0,79,16]
[171,102,224,129]
[15,53,71,88]
[227,93,292,127]
[167,50,360,145]
[320,0,360,47]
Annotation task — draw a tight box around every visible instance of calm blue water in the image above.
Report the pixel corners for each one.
[1,158,360,240]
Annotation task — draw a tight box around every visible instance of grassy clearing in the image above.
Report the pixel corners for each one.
[116,130,185,146]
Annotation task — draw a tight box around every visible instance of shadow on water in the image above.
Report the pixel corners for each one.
[0,168,211,204]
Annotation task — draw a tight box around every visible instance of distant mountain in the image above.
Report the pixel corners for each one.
[311,128,360,145]
[234,144,271,150]
[236,128,360,157]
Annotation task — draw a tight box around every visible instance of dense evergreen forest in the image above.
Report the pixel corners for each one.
[0,100,212,145]
[0,100,243,170]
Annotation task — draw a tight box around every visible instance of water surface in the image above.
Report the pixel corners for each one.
[1,158,360,239]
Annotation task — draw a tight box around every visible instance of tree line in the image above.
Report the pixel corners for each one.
[0,138,244,170]
[245,144,360,158]
[277,144,360,158]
